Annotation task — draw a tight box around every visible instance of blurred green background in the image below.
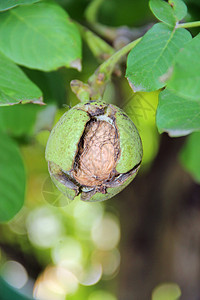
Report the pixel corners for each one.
[0,0,200,299]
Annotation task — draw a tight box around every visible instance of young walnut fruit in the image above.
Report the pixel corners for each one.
[45,100,143,202]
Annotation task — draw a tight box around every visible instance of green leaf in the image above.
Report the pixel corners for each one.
[0,104,42,137]
[0,131,26,223]
[0,1,82,71]
[180,132,200,183]
[167,33,200,101]
[0,103,56,139]
[168,0,187,21]
[126,23,192,92]
[21,68,69,106]
[0,0,40,11]
[149,0,176,27]
[156,89,200,136]
[149,0,187,26]
[0,52,43,106]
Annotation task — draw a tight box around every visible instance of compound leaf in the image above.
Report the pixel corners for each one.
[0,52,43,106]
[156,88,200,137]
[0,0,40,11]
[0,1,82,71]
[167,33,200,101]
[149,0,187,26]
[126,23,191,92]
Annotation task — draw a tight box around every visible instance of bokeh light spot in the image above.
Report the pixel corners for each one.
[51,237,83,271]
[33,266,78,300]
[91,213,120,251]
[26,206,64,248]
[88,290,117,300]
[93,248,121,278]
[78,263,102,286]
[152,283,181,300]
[1,260,28,289]
[73,201,104,232]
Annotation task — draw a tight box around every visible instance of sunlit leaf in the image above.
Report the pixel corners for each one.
[0,52,43,106]
[0,0,40,11]
[180,132,200,183]
[0,132,26,223]
[0,1,82,71]
[167,33,200,101]
[126,23,191,92]
[156,89,200,136]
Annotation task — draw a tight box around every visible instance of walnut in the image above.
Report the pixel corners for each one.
[73,120,120,186]
[45,100,143,202]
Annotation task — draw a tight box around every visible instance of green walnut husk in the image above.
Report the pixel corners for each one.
[45,100,143,202]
